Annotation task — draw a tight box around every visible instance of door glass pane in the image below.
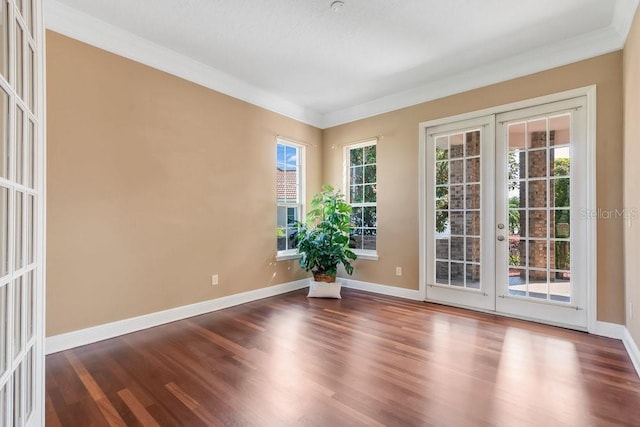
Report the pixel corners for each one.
[528,119,548,148]
[25,348,33,420]
[26,195,33,264]
[528,270,548,300]
[29,0,35,36]
[528,180,547,208]
[551,178,570,207]
[505,114,572,303]
[451,237,464,261]
[508,123,526,179]
[450,133,463,158]
[27,119,34,188]
[528,240,548,269]
[528,210,547,238]
[466,264,481,289]
[527,149,547,178]
[450,160,463,184]
[550,147,570,177]
[435,136,449,159]
[450,210,463,234]
[28,44,34,113]
[15,107,23,185]
[23,0,35,36]
[466,211,480,235]
[551,270,570,302]
[508,181,524,208]
[14,191,23,270]
[0,284,7,376]
[15,23,23,101]
[1,187,8,277]
[25,271,32,341]
[435,260,449,284]
[551,209,570,238]
[13,277,23,358]
[0,380,6,427]
[433,129,482,290]
[0,0,8,80]
[12,362,23,427]
[508,268,526,296]
[0,88,8,179]
[550,114,570,146]
[451,262,464,286]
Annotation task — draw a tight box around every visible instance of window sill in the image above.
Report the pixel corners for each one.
[276,252,302,261]
[353,250,379,261]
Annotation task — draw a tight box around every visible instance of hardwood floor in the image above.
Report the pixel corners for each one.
[46,288,640,426]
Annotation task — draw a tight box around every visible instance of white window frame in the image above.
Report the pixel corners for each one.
[344,139,378,260]
[276,139,305,261]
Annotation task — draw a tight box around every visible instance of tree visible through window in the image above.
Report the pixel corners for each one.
[276,141,302,253]
[347,142,377,251]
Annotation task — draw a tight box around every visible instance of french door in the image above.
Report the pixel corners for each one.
[425,116,496,311]
[424,96,589,329]
[0,0,45,426]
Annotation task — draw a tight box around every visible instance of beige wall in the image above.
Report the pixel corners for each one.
[624,9,640,344]
[46,31,322,336]
[323,52,625,324]
[48,29,628,335]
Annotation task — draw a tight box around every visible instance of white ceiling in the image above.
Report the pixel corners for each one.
[45,0,638,128]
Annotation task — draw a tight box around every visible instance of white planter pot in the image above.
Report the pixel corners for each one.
[307,280,342,299]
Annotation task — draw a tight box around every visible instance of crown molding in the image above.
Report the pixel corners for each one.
[45,0,638,130]
[320,25,625,128]
[612,0,640,43]
[44,0,324,127]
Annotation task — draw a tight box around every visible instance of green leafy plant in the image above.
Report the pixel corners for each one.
[296,185,357,282]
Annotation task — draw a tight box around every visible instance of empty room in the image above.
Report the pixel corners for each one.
[2,0,640,425]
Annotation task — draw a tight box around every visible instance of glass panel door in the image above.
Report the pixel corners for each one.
[424,96,588,330]
[425,116,495,311]
[495,97,587,328]
[0,0,43,425]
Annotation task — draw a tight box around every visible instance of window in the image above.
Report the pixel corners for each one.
[276,140,303,255]
[346,141,377,253]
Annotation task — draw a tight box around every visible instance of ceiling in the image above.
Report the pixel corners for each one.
[45,0,638,128]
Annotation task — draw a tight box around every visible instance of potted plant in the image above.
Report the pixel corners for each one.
[296,185,357,296]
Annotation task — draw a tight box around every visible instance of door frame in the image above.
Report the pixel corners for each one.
[418,85,597,331]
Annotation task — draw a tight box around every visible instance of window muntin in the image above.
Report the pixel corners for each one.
[276,141,303,254]
[347,142,376,251]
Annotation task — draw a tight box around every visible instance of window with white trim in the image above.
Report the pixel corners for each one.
[346,141,377,252]
[276,140,303,255]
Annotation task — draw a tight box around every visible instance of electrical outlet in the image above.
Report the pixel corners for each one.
[211,274,219,286]
[396,267,402,276]
[630,302,634,320]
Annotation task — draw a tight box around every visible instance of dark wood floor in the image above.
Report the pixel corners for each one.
[46,288,640,426]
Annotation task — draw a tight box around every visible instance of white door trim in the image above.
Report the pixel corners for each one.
[419,85,597,332]
[33,0,47,425]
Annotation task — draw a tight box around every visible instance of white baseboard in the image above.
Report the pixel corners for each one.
[623,328,640,378]
[339,278,422,301]
[45,279,309,354]
[45,275,640,381]
[590,321,626,339]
